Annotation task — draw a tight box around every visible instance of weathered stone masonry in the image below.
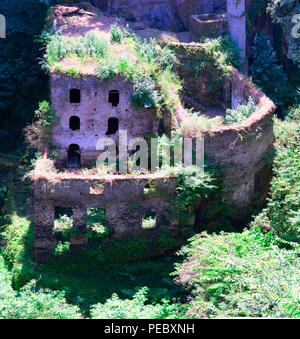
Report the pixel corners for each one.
[51,75,161,168]
[34,175,180,259]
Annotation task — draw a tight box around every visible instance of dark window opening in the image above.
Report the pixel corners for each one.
[70,89,81,103]
[55,207,73,219]
[69,116,80,130]
[109,90,119,107]
[106,117,119,135]
[143,183,158,197]
[67,144,81,168]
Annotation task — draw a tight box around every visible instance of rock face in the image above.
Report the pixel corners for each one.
[108,0,184,31]
[102,0,226,32]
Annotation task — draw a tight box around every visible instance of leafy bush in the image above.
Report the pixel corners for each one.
[138,38,177,68]
[2,215,35,289]
[173,227,300,318]
[225,98,256,125]
[131,76,160,108]
[24,101,59,152]
[110,24,123,44]
[178,111,223,136]
[172,165,219,226]
[85,208,109,239]
[250,32,293,111]
[252,140,300,243]
[252,110,299,243]
[90,287,181,319]
[0,279,82,319]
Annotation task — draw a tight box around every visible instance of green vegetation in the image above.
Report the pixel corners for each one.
[174,227,300,318]
[24,101,59,153]
[90,287,181,319]
[42,24,181,117]
[250,32,293,111]
[253,110,300,243]
[225,98,256,125]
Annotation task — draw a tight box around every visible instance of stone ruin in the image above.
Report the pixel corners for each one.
[32,0,275,260]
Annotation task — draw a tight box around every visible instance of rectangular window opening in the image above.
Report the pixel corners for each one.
[142,211,157,230]
[85,208,109,239]
[90,184,105,195]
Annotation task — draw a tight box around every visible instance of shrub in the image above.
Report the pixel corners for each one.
[252,140,300,243]
[0,279,82,319]
[131,76,160,108]
[225,97,256,125]
[173,227,300,318]
[97,58,118,79]
[84,208,109,239]
[250,32,293,111]
[2,215,35,289]
[90,287,181,319]
[24,101,59,152]
[252,110,299,243]
[110,24,123,44]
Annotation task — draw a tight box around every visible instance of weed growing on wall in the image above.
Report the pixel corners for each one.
[225,98,256,125]
[24,101,59,153]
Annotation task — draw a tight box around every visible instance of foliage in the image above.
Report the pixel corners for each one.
[267,0,300,66]
[250,32,294,111]
[41,27,109,66]
[90,287,181,319]
[84,208,109,239]
[252,109,300,243]
[225,97,256,125]
[1,214,35,289]
[24,101,59,152]
[110,24,123,44]
[0,277,82,319]
[142,216,156,230]
[178,110,223,136]
[172,165,219,226]
[131,76,160,108]
[173,227,300,318]
[53,241,71,257]
[252,133,300,243]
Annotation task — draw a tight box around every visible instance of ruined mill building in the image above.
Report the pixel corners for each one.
[32,0,276,260]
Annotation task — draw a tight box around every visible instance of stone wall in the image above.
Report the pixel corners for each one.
[200,68,275,216]
[51,74,160,167]
[104,0,226,31]
[34,174,182,259]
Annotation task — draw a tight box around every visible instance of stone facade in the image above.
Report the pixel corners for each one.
[51,74,161,167]
[34,175,182,259]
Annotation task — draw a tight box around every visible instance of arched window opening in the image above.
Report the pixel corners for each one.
[109,90,119,107]
[67,144,81,168]
[69,116,80,130]
[70,89,81,103]
[106,118,119,135]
